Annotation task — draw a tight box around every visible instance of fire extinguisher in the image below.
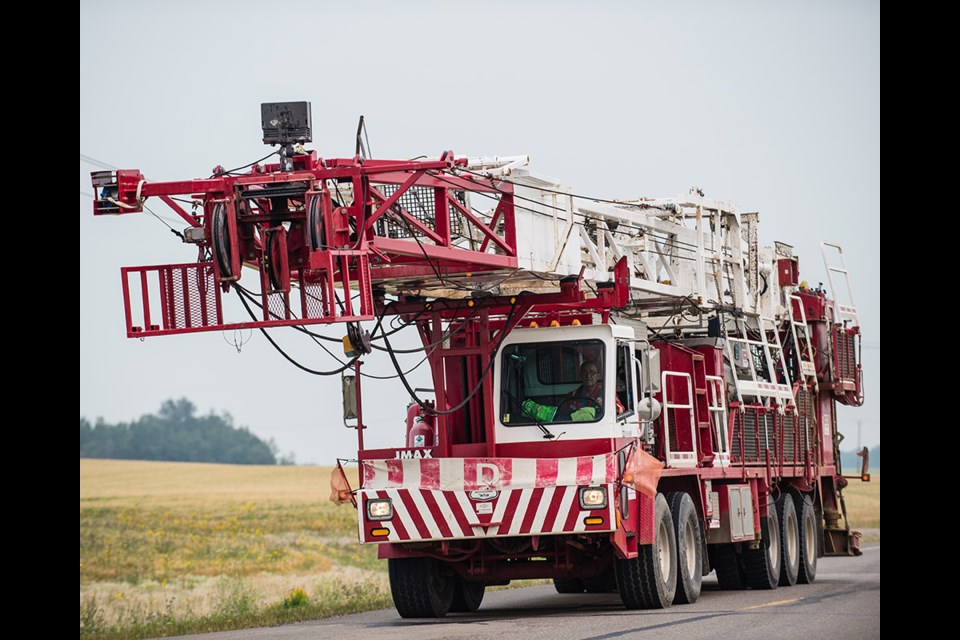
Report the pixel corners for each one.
[406,400,435,448]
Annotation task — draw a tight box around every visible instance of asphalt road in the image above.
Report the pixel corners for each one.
[171,545,879,640]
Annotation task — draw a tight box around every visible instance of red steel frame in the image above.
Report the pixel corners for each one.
[93,152,519,337]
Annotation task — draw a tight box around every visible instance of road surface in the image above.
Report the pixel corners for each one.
[170,545,879,640]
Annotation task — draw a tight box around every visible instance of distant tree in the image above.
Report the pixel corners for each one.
[80,399,277,465]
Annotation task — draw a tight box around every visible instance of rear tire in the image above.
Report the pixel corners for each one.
[710,544,746,590]
[615,493,677,609]
[388,557,454,618]
[666,492,703,604]
[553,578,584,594]
[743,498,781,590]
[777,493,800,586]
[796,494,819,584]
[450,578,485,612]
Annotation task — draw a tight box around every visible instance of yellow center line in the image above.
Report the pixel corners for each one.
[743,597,802,610]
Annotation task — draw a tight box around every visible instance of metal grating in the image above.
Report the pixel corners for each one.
[266,291,288,321]
[160,264,217,330]
[374,184,466,239]
[302,282,328,319]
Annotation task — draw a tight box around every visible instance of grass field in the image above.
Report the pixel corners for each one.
[80,459,387,639]
[80,459,880,639]
[841,473,881,531]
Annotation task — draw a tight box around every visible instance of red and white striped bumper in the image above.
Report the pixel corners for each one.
[358,454,618,543]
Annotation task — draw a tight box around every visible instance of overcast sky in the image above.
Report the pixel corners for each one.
[80,0,880,464]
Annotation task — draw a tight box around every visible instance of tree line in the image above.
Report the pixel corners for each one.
[80,399,293,465]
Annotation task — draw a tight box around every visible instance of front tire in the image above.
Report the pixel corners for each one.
[667,491,703,604]
[615,493,677,609]
[388,557,454,618]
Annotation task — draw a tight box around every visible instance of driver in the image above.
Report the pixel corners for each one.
[559,360,604,420]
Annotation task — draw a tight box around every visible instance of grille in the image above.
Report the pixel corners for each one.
[782,409,797,463]
[731,408,775,464]
[835,329,857,379]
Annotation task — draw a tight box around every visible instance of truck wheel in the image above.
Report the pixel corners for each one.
[553,578,584,594]
[796,494,818,584]
[710,544,746,590]
[743,498,781,590]
[450,577,485,612]
[777,493,800,586]
[388,557,454,618]
[667,491,703,604]
[615,493,677,609]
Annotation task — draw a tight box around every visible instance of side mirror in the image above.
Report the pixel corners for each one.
[641,348,661,394]
[342,373,358,426]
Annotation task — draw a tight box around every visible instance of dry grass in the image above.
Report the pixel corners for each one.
[80,459,882,638]
[80,459,358,507]
[841,473,881,533]
[80,459,379,639]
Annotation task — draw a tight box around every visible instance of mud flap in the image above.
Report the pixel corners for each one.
[636,491,657,545]
[612,525,638,559]
[613,491,657,558]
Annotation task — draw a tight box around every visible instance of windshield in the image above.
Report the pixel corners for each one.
[500,339,606,426]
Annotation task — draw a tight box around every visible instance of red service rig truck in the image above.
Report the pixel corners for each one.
[90,102,868,618]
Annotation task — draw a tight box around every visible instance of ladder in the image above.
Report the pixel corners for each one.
[660,371,698,468]
[722,314,794,414]
[821,242,859,326]
[705,374,730,467]
[788,294,819,398]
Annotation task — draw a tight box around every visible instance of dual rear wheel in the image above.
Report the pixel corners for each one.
[714,490,819,592]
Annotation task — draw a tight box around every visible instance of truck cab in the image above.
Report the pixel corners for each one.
[494,323,644,444]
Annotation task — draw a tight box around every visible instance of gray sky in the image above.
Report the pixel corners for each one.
[80,0,880,463]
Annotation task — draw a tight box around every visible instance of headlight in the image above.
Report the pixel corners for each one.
[578,487,607,509]
[366,498,393,520]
